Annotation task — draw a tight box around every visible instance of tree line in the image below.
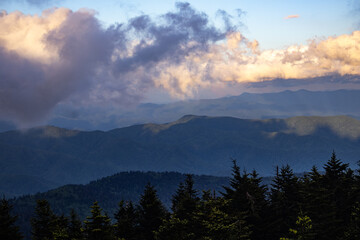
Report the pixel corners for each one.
[1,151,360,239]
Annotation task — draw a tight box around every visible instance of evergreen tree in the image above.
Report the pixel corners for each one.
[344,202,360,240]
[0,198,23,240]
[301,166,337,240]
[52,214,69,240]
[286,213,315,240]
[322,151,353,238]
[222,160,269,239]
[83,201,114,240]
[155,217,195,240]
[68,209,83,240]
[171,174,199,220]
[138,183,168,240]
[247,169,271,239]
[196,192,252,240]
[156,191,252,240]
[31,199,58,240]
[269,165,300,239]
[355,161,360,203]
[223,161,268,215]
[156,175,201,240]
[222,160,251,214]
[300,152,356,239]
[324,151,349,180]
[114,200,137,240]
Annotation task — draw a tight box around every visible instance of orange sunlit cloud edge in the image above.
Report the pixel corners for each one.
[0,6,359,125]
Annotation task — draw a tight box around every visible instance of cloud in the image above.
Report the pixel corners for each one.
[151,30,360,98]
[0,2,360,126]
[0,3,237,126]
[0,8,115,126]
[284,15,300,19]
[248,75,360,89]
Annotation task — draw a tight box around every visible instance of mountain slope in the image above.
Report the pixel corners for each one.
[1,115,360,197]
[49,89,360,130]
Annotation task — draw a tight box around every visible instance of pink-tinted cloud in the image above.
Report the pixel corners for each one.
[284,14,300,19]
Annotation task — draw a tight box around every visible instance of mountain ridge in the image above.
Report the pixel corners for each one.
[46,89,360,131]
[1,115,360,197]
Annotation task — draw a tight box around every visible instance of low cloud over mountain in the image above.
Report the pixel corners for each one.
[1,2,360,126]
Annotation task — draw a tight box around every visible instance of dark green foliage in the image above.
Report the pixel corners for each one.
[52,214,69,240]
[301,152,356,240]
[322,151,354,238]
[270,165,301,239]
[156,175,203,240]
[68,209,83,240]
[171,174,199,220]
[285,212,315,240]
[156,189,252,240]
[8,151,360,239]
[0,198,23,240]
[83,201,114,240]
[222,160,269,239]
[300,166,332,240]
[344,202,360,239]
[195,194,252,240]
[31,199,58,240]
[12,171,230,238]
[155,217,195,240]
[30,200,82,240]
[114,200,137,240]
[138,183,168,240]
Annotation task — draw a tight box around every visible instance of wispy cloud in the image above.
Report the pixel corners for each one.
[284,14,300,20]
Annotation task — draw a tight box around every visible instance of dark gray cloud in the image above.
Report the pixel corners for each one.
[113,2,228,75]
[0,2,239,126]
[110,2,236,97]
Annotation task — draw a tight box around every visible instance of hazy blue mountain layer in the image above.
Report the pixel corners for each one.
[1,115,359,197]
[48,89,360,130]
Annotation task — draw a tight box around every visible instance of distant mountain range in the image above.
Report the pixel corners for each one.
[1,115,360,197]
[49,89,360,131]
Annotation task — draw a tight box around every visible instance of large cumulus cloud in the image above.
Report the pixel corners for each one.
[0,2,360,126]
[0,8,115,125]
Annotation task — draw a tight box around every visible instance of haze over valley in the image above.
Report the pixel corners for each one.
[1,1,360,239]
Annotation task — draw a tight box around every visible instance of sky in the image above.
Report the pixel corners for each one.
[2,0,356,49]
[0,0,359,126]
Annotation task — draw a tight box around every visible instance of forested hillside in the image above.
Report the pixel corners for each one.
[1,115,360,197]
[10,172,231,238]
[2,152,359,239]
